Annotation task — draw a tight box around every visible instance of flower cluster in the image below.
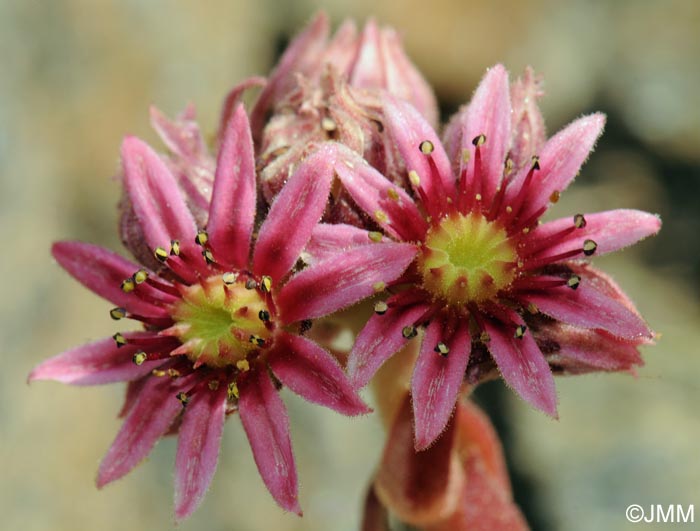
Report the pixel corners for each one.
[31,12,660,527]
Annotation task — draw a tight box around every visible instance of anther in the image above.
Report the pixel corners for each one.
[321,117,337,132]
[236,359,250,372]
[300,320,313,334]
[419,140,434,154]
[472,134,486,147]
[260,275,272,293]
[245,279,257,290]
[154,247,169,263]
[258,309,270,322]
[195,230,209,246]
[121,277,135,293]
[402,326,418,339]
[567,275,581,290]
[176,392,189,406]
[227,382,239,400]
[505,157,514,175]
[222,272,238,285]
[110,307,127,320]
[368,231,383,243]
[527,302,539,314]
[387,188,400,201]
[373,281,386,293]
[202,249,215,265]
[573,214,587,229]
[475,193,482,202]
[112,332,127,348]
[462,149,471,164]
[514,325,527,339]
[249,335,265,347]
[408,170,421,186]
[582,239,598,256]
[132,351,147,365]
[374,210,388,223]
[434,342,450,357]
[170,239,181,256]
[531,155,541,170]
[152,369,167,377]
[550,190,560,203]
[374,301,388,315]
[167,368,180,378]
[479,331,491,343]
[208,380,220,391]
[133,269,148,284]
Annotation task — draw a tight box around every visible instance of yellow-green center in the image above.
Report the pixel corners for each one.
[418,213,517,304]
[172,276,272,368]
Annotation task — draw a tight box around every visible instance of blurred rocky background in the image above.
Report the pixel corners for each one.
[1,0,698,530]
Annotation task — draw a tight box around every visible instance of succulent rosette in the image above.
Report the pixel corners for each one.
[323,64,661,449]
[30,105,416,519]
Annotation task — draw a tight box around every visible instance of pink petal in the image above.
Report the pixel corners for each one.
[305,223,386,265]
[174,382,228,521]
[52,241,169,318]
[252,144,336,282]
[97,368,197,487]
[29,333,166,386]
[350,19,384,89]
[348,292,432,389]
[149,104,207,165]
[524,275,652,340]
[333,144,428,241]
[121,136,198,252]
[217,76,267,143]
[383,96,456,215]
[276,241,417,323]
[457,64,512,204]
[412,318,471,451]
[526,209,661,258]
[322,19,359,74]
[482,311,557,417]
[207,104,257,270]
[237,367,301,515]
[509,66,546,170]
[505,113,606,221]
[268,331,370,415]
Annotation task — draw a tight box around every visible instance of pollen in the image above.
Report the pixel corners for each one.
[373,281,386,293]
[402,325,417,339]
[434,342,450,356]
[110,307,127,320]
[374,301,388,315]
[170,239,181,256]
[195,230,209,246]
[133,269,148,284]
[374,210,389,223]
[573,213,587,229]
[154,247,169,262]
[113,332,127,347]
[472,134,486,147]
[567,275,581,290]
[121,278,135,293]
[236,359,250,372]
[408,170,421,186]
[222,272,238,285]
[514,325,527,339]
[132,351,147,365]
[419,140,434,154]
[387,188,400,201]
[583,239,598,256]
[369,231,383,243]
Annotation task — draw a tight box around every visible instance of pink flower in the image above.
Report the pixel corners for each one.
[30,105,416,520]
[328,64,661,450]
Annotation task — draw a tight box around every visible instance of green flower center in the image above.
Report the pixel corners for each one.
[418,213,517,304]
[171,276,272,368]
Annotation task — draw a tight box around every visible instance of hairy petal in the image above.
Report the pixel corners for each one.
[304,223,387,265]
[149,104,207,165]
[207,104,256,270]
[238,368,300,515]
[174,383,228,521]
[277,241,417,323]
[268,332,370,415]
[509,66,546,170]
[412,318,471,451]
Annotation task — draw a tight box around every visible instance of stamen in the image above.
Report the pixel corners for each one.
[202,248,215,265]
[236,359,250,372]
[408,170,421,186]
[402,325,418,339]
[373,281,386,293]
[121,277,136,293]
[170,239,181,256]
[195,230,209,246]
[434,342,450,356]
[176,392,189,406]
[249,335,265,347]
[260,275,272,293]
[374,210,389,223]
[245,279,258,290]
[110,307,127,320]
[582,239,598,256]
[531,155,541,171]
[419,140,434,154]
[374,301,388,315]
[567,275,581,290]
[222,272,238,285]
[472,134,486,147]
[132,351,147,365]
[573,213,587,229]
[152,369,167,377]
[526,302,539,314]
[133,269,148,284]
[112,332,127,348]
[321,117,337,132]
[154,247,169,262]
[368,231,383,243]
[300,319,313,334]
[514,325,527,339]
[168,368,180,379]
[256,309,270,322]
[227,382,239,400]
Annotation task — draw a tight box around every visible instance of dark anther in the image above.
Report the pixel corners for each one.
[110,307,127,320]
[582,239,598,256]
[132,351,147,365]
[245,279,258,290]
[567,275,581,290]
[531,155,541,170]
[419,140,434,154]
[402,325,418,339]
[260,275,272,293]
[176,392,189,406]
[434,342,450,356]
[514,325,527,339]
[472,134,486,147]
[195,230,209,246]
[170,239,181,256]
[374,301,388,315]
[258,309,270,322]
[154,247,169,262]
[113,332,127,347]
[300,320,312,334]
[573,214,587,229]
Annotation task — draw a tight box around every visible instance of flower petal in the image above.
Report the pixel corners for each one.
[52,241,169,318]
[237,367,301,515]
[149,104,207,165]
[207,104,256,270]
[252,144,336,282]
[349,19,384,89]
[174,382,228,521]
[217,76,267,143]
[333,144,428,241]
[482,311,557,417]
[458,64,512,204]
[304,223,385,265]
[348,291,432,389]
[277,241,417,323]
[509,66,546,171]
[29,333,167,386]
[526,209,661,258]
[121,136,198,251]
[97,368,197,487]
[268,331,370,415]
[412,318,471,451]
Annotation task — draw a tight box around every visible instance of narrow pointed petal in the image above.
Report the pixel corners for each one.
[333,145,428,241]
[238,368,301,515]
[207,104,256,269]
[322,19,359,74]
[253,144,336,282]
[506,113,606,221]
[277,241,417,323]
[97,369,196,487]
[52,241,169,318]
[482,312,557,417]
[459,64,512,203]
[305,223,386,265]
[217,76,267,143]
[527,209,661,258]
[174,383,228,521]
[348,292,432,388]
[509,66,546,170]
[121,136,198,251]
[361,484,390,531]
[384,96,456,214]
[28,333,165,386]
[525,275,652,340]
[149,104,207,164]
[350,19,384,89]
[412,319,471,451]
[268,332,370,415]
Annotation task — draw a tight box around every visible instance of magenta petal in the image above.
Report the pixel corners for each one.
[29,333,164,386]
[277,241,417,323]
[348,292,432,389]
[252,144,336,282]
[174,383,228,521]
[458,64,512,204]
[383,96,456,214]
[333,145,428,241]
[509,67,546,170]
[149,104,207,164]
[237,368,301,515]
[207,104,256,270]
[527,209,661,258]
[97,369,197,487]
[268,332,370,415]
[52,241,169,318]
[305,223,384,265]
[350,19,384,89]
[482,312,557,417]
[121,136,198,251]
[411,318,471,451]
[217,76,267,142]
